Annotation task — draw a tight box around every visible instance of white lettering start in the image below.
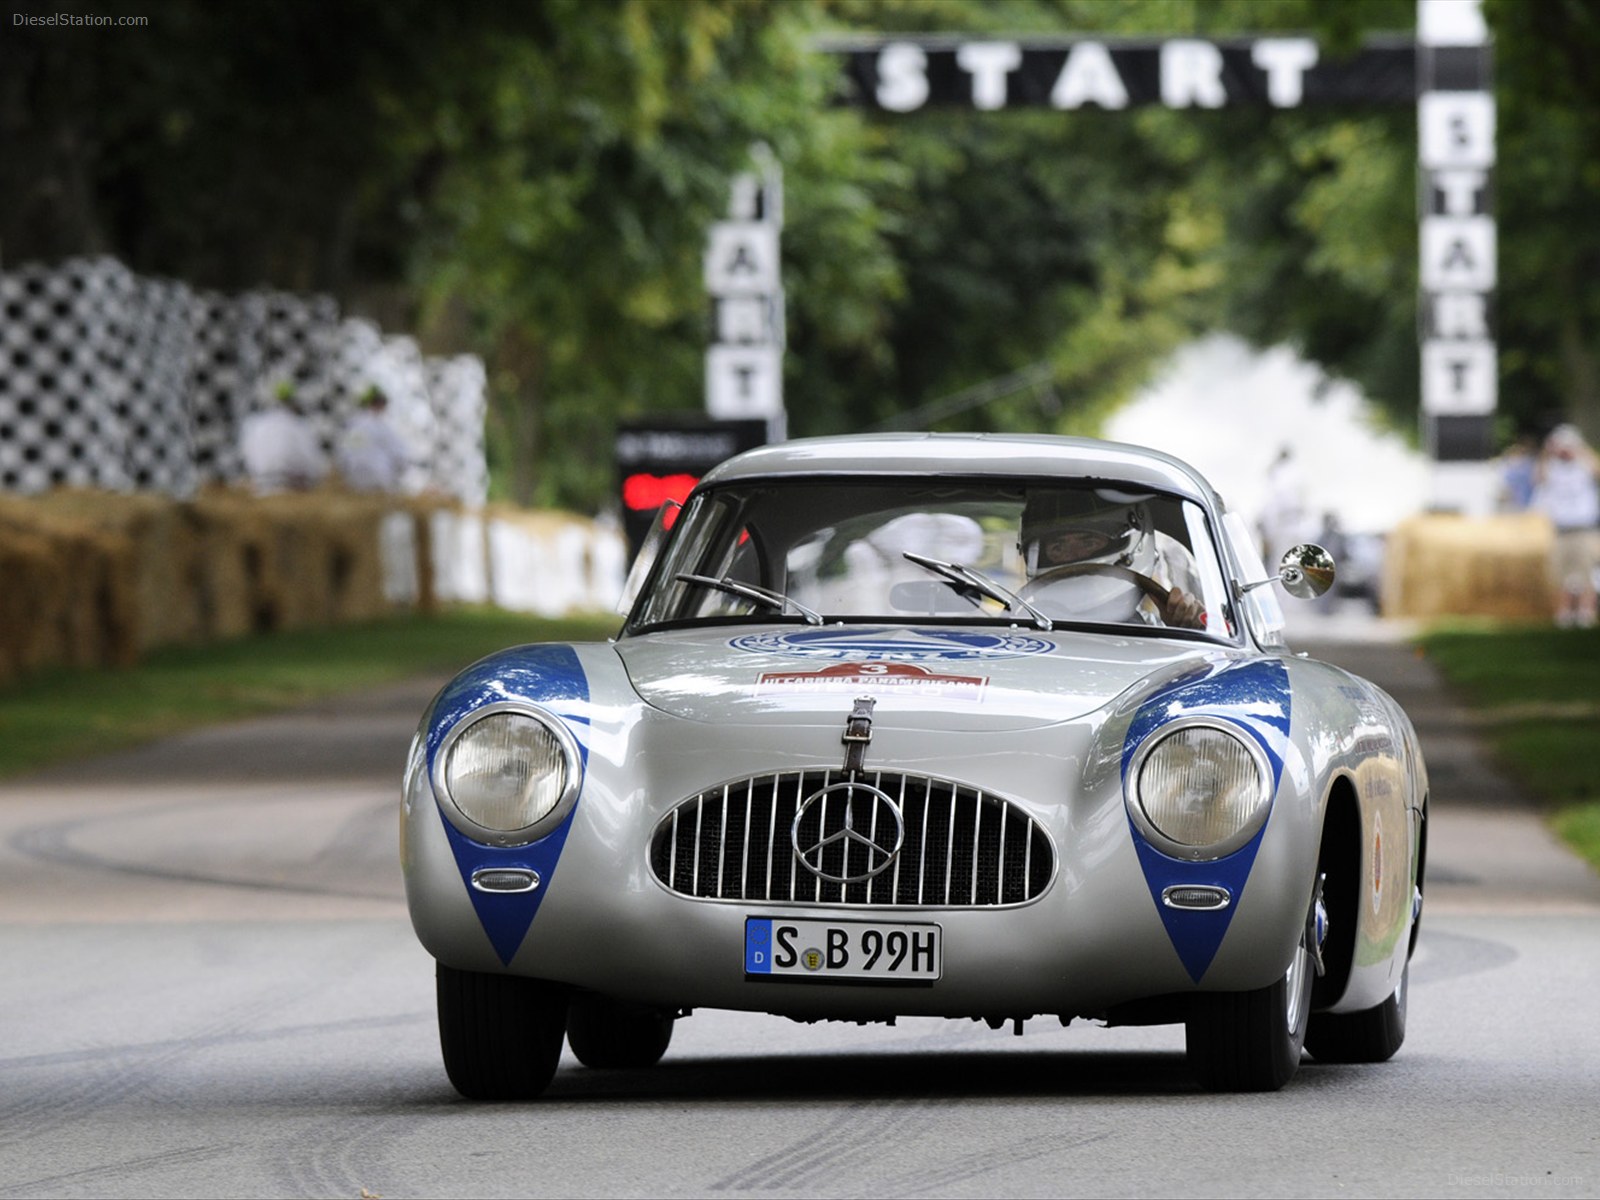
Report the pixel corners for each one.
[873,37,1318,112]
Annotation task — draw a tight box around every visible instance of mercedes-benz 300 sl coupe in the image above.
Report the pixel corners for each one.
[401,434,1425,1096]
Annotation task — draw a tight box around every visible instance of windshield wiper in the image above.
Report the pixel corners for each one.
[901,552,1053,632]
[674,573,824,626]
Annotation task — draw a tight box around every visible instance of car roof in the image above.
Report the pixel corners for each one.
[698,433,1222,508]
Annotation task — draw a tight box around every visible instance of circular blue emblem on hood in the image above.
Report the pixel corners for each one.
[730,627,1054,662]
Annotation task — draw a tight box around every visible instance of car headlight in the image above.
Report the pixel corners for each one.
[433,704,581,845]
[1129,720,1271,860]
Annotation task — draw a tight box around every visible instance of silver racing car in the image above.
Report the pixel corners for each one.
[401,434,1426,1095]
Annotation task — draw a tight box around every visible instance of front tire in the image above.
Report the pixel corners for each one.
[1186,932,1314,1092]
[437,963,568,1100]
[566,993,675,1068]
[1306,961,1407,1063]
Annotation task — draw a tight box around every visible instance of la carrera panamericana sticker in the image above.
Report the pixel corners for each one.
[756,660,988,701]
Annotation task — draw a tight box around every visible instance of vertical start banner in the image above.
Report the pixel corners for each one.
[704,147,786,441]
[1416,0,1497,510]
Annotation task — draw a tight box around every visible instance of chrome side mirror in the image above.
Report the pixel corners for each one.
[1239,543,1337,600]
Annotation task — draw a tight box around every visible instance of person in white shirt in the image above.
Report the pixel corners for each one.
[1533,423,1600,628]
[238,385,328,494]
[336,386,413,493]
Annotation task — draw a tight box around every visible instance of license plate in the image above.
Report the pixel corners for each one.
[744,917,942,984]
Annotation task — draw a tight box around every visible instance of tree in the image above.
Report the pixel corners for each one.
[1486,0,1600,443]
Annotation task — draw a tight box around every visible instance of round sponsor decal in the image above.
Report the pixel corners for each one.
[730,627,1053,662]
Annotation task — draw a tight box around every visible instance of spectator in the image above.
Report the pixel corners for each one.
[1532,423,1600,628]
[1259,445,1310,568]
[336,385,413,493]
[1497,433,1539,512]
[1313,511,1348,612]
[238,382,327,493]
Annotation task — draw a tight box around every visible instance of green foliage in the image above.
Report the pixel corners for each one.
[6,0,1599,503]
[1420,625,1600,871]
[1485,0,1600,441]
[1419,625,1600,709]
[1553,802,1600,877]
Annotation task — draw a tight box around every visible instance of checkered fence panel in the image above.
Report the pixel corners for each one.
[0,258,131,492]
[1,257,487,502]
[426,356,489,506]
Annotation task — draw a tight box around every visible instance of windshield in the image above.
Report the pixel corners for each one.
[626,479,1237,640]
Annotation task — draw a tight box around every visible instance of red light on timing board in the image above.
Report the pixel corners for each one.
[622,473,698,520]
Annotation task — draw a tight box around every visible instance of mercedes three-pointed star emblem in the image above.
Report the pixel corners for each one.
[791,780,906,884]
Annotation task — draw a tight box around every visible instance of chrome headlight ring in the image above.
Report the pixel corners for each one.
[1126,716,1273,862]
[430,701,583,848]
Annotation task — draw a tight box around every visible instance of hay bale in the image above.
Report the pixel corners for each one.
[189,488,300,635]
[190,488,447,635]
[409,501,438,613]
[0,487,452,687]
[0,495,138,671]
[0,521,65,683]
[28,490,205,651]
[1383,512,1556,620]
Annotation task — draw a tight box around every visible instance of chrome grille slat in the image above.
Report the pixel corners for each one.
[739,783,751,901]
[970,789,982,906]
[943,780,956,905]
[692,794,704,895]
[717,784,729,899]
[787,774,799,902]
[918,788,930,905]
[997,798,1008,906]
[890,773,907,904]
[650,770,1053,909]
[668,809,679,891]
[765,775,778,902]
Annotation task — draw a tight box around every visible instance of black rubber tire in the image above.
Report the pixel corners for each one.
[436,963,568,1100]
[1306,961,1408,1064]
[566,993,675,1069]
[1185,935,1314,1092]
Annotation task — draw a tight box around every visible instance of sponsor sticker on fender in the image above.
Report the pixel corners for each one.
[757,660,988,700]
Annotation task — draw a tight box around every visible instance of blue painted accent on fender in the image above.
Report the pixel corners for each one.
[425,644,590,966]
[1132,827,1270,983]
[1122,658,1292,983]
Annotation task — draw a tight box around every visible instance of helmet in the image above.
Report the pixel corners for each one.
[1018,489,1156,622]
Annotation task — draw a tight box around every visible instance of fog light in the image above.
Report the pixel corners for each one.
[1161,884,1231,910]
[471,868,541,894]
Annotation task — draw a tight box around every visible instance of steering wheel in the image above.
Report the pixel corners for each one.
[1016,561,1171,603]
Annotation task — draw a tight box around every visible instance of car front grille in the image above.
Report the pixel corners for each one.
[649,770,1054,907]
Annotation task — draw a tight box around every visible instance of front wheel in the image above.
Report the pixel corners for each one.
[437,963,568,1100]
[1305,962,1408,1063]
[1185,932,1314,1092]
[566,993,675,1068]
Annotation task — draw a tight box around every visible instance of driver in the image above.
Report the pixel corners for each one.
[1019,490,1207,629]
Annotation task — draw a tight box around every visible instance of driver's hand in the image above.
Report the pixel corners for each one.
[1158,587,1206,629]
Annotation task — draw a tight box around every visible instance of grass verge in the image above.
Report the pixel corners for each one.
[0,609,619,780]
[1418,623,1600,873]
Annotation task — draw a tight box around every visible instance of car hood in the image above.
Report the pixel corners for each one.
[613,624,1224,732]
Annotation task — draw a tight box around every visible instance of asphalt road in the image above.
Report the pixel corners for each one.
[2,608,1597,1199]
